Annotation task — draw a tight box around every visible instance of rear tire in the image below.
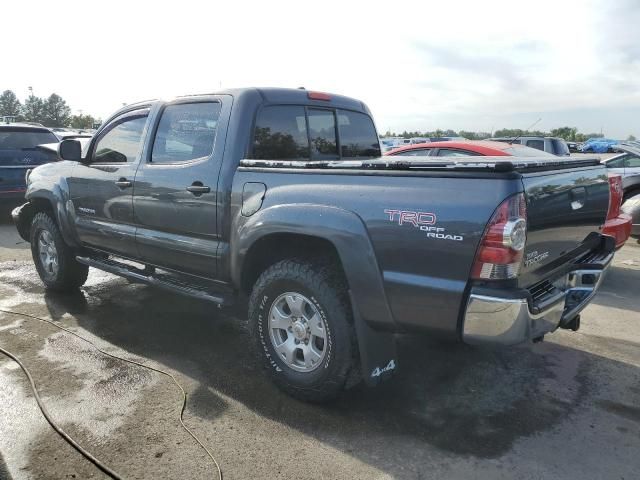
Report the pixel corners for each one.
[248,258,356,402]
[30,212,89,292]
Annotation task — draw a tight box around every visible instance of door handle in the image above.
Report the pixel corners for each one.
[115,178,132,189]
[186,184,211,194]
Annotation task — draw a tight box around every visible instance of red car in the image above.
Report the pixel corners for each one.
[386,140,632,248]
[384,140,554,157]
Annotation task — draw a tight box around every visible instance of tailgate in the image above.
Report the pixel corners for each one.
[519,165,609,285]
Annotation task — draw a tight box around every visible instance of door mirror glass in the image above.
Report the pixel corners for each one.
[59,139,82,161]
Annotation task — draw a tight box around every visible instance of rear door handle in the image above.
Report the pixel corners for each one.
[115,178,132,189]
[186,185,211,194]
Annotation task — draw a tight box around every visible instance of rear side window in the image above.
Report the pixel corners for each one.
[252,106,309,160]
[436,148,479,157]
[151,102,221,163]
[337,110,381,158]
[394,148,432,156]
[526,139,545,151]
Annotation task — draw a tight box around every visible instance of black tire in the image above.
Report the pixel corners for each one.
[30,212,89,291]
[248,258,356,402]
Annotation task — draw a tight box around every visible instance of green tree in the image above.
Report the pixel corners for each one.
[42,93,71,127]
[22,95,45,124]
[0,90,22,119]
[69,113,97,129]
[550,126,578,141]
[627,134,636,141]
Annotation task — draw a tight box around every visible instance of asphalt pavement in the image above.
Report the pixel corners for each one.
[0,217,639,480]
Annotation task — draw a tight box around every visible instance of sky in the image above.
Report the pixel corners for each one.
[4,0,639,138]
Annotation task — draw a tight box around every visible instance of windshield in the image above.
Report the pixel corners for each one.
[0,128,59,150]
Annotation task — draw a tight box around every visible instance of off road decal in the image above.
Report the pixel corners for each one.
[384,209,463,241]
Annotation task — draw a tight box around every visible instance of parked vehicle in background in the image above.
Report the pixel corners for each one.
[601,141,640,201]
[566,141,582,153]
[602,174,632,248]
[13,87,616,402]
[580,138,619,153]
[385,140,556,157]
[621,192,640,239]
[0,124,59,206]
[489,136,570,156]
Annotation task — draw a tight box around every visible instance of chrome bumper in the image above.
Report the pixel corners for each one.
[462,255,613,346]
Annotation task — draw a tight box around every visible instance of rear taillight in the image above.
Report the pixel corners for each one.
[471,193,527,280]
[606,174,623,220]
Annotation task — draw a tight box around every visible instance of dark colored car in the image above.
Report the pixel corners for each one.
[0,124,59,205]
[13,88,615,402]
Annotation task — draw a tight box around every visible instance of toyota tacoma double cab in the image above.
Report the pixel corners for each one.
[13,88,615,401]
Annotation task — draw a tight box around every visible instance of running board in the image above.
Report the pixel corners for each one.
[76,256,232,305]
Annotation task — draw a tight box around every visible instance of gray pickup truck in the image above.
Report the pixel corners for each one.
[13,88,615,401]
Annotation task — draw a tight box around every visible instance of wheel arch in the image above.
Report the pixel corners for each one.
[233,204,397,331]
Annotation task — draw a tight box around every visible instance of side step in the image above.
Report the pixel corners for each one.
[76,256,233,306]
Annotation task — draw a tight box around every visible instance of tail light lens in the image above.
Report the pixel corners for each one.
[606,174,623,220]
[471,193,527,280]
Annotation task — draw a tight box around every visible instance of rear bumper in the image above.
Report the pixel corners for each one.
[462,242,614,346]
[602,213,632,249]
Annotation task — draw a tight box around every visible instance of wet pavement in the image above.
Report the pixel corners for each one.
[1,221,639,479]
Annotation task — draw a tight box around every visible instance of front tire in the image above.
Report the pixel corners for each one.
[248,258,356,402]
[30,212,89,292]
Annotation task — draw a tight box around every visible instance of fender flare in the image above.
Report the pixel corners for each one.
[25,179,81,248]
[232,204,397,332]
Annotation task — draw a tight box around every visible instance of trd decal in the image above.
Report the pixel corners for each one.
[384,209,464,241]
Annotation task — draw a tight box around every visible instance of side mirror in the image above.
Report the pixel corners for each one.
[59,139,82,161]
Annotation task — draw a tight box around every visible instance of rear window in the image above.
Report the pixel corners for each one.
[251,106,379,160]
[525,139,545,151]
[308,109,338,159]
[252,106,309,160]
[0,129,58,150]
[337,110,381,158]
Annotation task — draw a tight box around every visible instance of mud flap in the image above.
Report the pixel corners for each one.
[349,291,398,386]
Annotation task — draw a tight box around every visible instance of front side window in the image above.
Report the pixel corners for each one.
[337,110,381,158]
[252,106,309,160]
[151,102,221,163]
[93,113,148,163]
[606,155,627,168]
